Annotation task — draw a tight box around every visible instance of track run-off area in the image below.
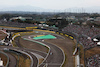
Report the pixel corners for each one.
[0,27,75,67]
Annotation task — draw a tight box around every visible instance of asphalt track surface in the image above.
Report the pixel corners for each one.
[6,53,17,67]
[0,29,42,67]
[39,42,64,67]
[0,46,47,67]
[23,50,38,67]
[23,34,65,67]
[14,37,47,58]
[0,29,65,67]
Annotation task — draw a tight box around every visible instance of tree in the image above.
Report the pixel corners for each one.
[0,14,12,20]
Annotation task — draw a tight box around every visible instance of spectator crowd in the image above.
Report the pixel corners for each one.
[86,54,100,67]
[62,25,100,67]
[62,24,100,49]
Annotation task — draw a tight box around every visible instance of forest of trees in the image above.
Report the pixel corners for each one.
[0,12,100,29]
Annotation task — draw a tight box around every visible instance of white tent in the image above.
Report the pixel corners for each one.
[93,38,99,41]
[0,58,3,66]
[97,42,100,45]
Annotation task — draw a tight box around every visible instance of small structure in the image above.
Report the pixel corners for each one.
[0,58,3,67]
[75,55,80,67]
[97,42,100,45]
[10,16,32,21]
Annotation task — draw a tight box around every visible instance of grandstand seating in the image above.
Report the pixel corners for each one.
[62,25,100,49]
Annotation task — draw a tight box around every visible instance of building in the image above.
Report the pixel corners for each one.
[10,16,33,21]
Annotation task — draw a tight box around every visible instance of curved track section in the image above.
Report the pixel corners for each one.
[23,35,65,67]
[6,53,17,67]
[0,29,65,67]
[0,46,47,67]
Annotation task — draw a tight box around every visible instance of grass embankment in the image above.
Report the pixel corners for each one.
[85,46,100,58]
[12,40,18,47]
[39,58,44,64]
[17,55,31,67]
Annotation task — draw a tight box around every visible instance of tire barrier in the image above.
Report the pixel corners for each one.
[55,31,75,40]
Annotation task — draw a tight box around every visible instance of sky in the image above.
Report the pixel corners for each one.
[0,0,100,12]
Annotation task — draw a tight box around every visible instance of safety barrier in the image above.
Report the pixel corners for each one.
[26,27,38,30]
[56,31,74,40]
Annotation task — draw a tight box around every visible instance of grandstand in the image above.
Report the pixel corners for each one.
[62,24,100,67]
[62,24,100,49]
